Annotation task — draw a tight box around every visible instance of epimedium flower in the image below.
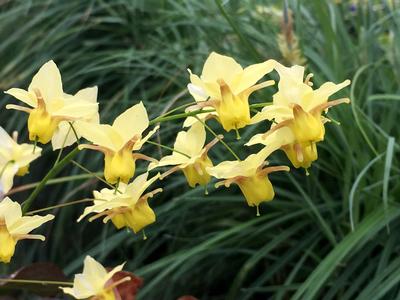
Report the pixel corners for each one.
[148,121,220,189]
[77,172,161,234]
[187,52,276,133]
[61,255,129,300]
[0,197,54,263]
[0,127,42,194]
[5,60,99,148]
[76,102,158,184]
[247,62,351,171]
[207,146,289,214]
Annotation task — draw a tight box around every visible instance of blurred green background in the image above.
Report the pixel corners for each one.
[1,0,400,299]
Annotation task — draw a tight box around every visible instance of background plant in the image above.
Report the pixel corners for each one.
[0,0,399,299]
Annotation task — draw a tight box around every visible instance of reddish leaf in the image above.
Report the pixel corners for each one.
[177,296,199,300]
[0,262,67,297]
[110,270,143,300]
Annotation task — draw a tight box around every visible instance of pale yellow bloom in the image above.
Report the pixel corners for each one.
[248,62,350,170]
[0,197,54,263]
[0,127,41,193]
[149,122,219,188]
[78,173,161,233]
[207,146,289,210]
[5,60,99,148]
[61,255,127,300]
[187,52,275,132]
[77,102,158,184]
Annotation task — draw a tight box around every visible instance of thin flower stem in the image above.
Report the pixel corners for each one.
[154,101,197,119]
[194,116,241,161]
[114,178,120,195]
[0,278,73,286]
[22,147,80,214]
[250,102,273,109]
[71,160,121,193]
[148,102,272,125]
[146,140,191,158]
[26,198,95,215]
[6,173,102,196]
[149,109,215,125]
[69,121,80,144]
[32,137,38,154]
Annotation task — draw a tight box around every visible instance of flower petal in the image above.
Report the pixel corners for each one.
[74,86,98,103]
[8,214,54,236]
[28,60,63,103]
[4,88,37,107]
[174,122,205,157]
[230,59,276,94]
[201,52,243,83]
[51,121,78,150]
[112,102,149,145]
[307,79,351,110]
[0,164,18,194]
[75,121,121,152]
[0,197,22,228]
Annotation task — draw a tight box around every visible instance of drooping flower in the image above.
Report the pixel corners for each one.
[77,102,158,184]
[207,146,289,213]
[5,60,99,148]
[0,197,54,263]
[248,62,350,170]
[148,122,220,188]
[187,52,275,133]
[78,173,161,233]
[60,255,128,300]
[0,127,41,194]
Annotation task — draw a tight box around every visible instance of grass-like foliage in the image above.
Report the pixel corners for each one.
[0,0,400,299]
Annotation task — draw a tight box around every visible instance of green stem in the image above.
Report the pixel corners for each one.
[194,116,241,161]
[149,109,215,125]
[6,173,103,196]
[0,278,72,286]
[71,160,121,193]
[26,198,95,215]
[154,101,197,119]
[147,140,191,158]
[69,122,80,144]
[32,137,38,154]
[22,147,80,214]
[250,102,273,109]
[148,102,272,125]
[114,178,120,195]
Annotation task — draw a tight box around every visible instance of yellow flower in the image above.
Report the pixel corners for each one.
[0,128,41,193]
[78,173,161,233]
[5,60,99,148]
[61,255,128,300]
[187,52,275,132]
[248,62,350,170]
[149,122,219,188]
[207,146,289,212]
[0,197,54,263]
[77,102,158,184]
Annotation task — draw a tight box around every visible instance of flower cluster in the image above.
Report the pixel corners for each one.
[0,53,350,298]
